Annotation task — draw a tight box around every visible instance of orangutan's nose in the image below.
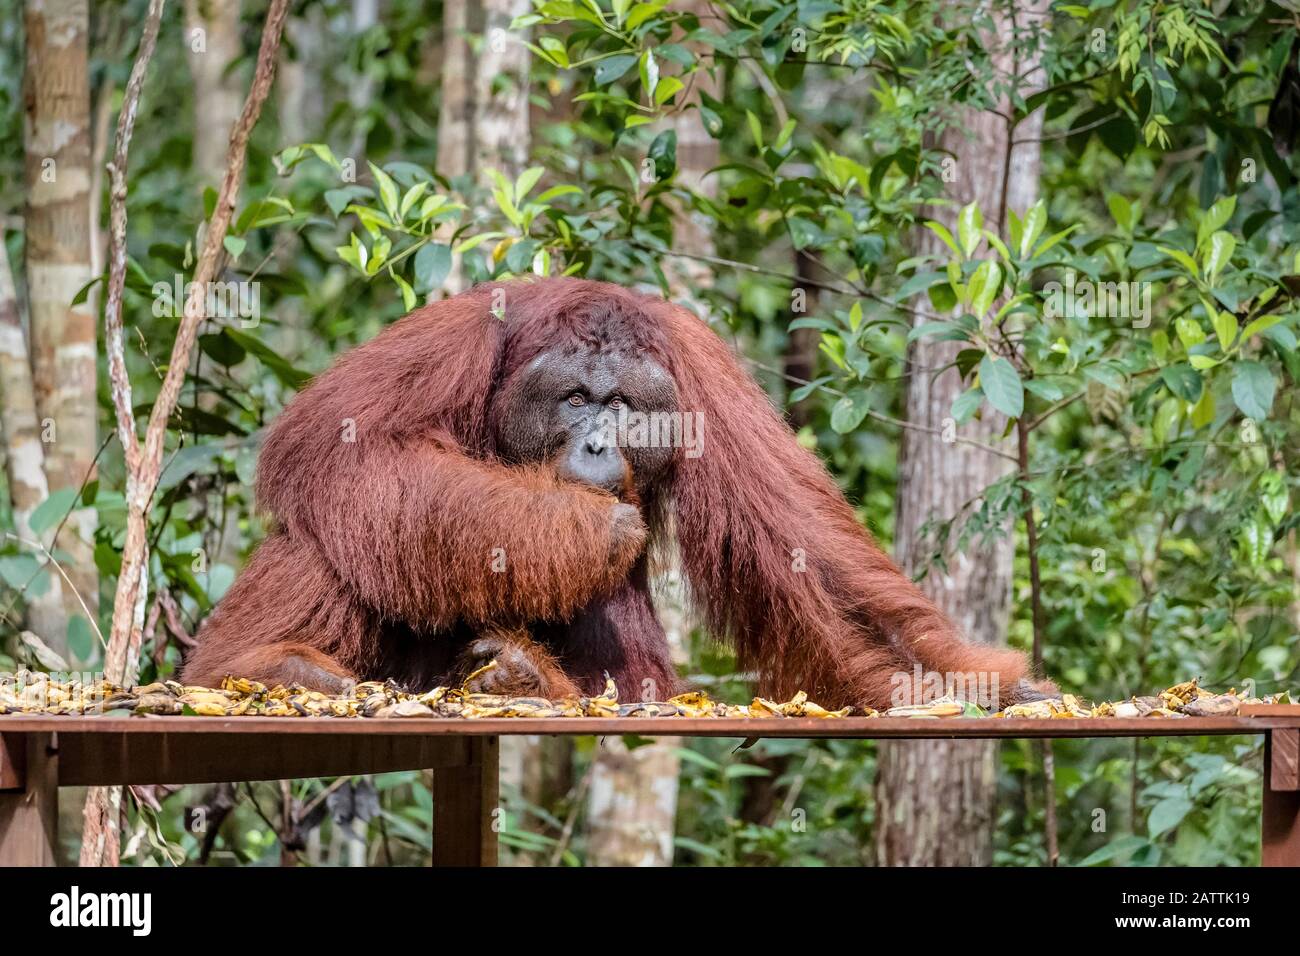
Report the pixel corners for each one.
[560,427,625,493]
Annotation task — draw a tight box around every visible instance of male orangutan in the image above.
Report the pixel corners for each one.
[183,277,1052,711]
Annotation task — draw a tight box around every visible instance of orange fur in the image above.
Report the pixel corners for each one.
[183,278,1046,710]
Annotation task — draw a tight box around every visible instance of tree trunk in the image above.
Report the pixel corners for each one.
[874,2,1046,867]
[435,0,530,294]
[435,0,473,182]
[0,239,64,635]
[278,5,327,147]
[585,736,682,866]
[22,0,97,657]
[185,0,243,188]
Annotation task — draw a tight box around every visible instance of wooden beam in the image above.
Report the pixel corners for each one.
[0,732,57,865]
[0,733,24,790]
[56,732,472,786]
[432,735,498,866]
[1269,726,1299,791]
[1262,730,1300,867]
[1,713,1297,739]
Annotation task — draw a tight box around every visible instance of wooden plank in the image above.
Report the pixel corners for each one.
[56,732,472,786]
[1241,703,1300,717]
[1269,727,1299,792]
[0,733,57,865]
[1262,730,1300,867]
[0,733,24,790]
[1,714,1296,739]
[432,736,498,867]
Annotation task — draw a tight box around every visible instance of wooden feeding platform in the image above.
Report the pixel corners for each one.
[2,706,1298,867]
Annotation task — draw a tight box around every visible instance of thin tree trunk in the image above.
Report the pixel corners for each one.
[471,0,531,175]
[22,0,97,654]
[435,0,474,181]
[345,0,382,160]
[585,734,682,866]
[0,239,64,633]
[81,0,290,866]
[435,0,530,295]
[874,1,1047,867]
[784,252,820,428]
[278,6,327,147]
[185,0,243,188]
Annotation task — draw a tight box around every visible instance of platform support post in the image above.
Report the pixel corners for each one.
[0,732,58,866]
[432,735,498,866]
[1262,728,1299,867]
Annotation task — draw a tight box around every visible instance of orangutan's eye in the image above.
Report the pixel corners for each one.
[608,396,624,410]
[567,392,586,407]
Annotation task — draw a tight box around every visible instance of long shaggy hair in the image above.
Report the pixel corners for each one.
[182,277,1039,709]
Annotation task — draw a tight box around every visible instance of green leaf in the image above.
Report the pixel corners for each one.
[1189,385,1215,428]
[1077,835,1152,867]
[224,328,313,389]
[638,49,659,101]
[1260,472,1289,525]
[982,230,1011,263]
[67,615,96,664]
[0,553,41,589]
[200,331,246,367]
[951,386,983,424]
[1020,200,1046,257]
[968,261,1002,315]
[746,110,763,150]
[787,217,822,251]
[1083,364,1125,390]
[1158,245,1199,276]
[978,354,1023,418]
[1106,194,1133,232]
[647,130,676,180]
[1241,313,1283,342]
[514,166,545,203]
[1203,231,1236,284]
[1024,378,1064,402]
[1148,796,1193,839]
[1152,330,1169,364]
[594,54,637,85]
[325,186,369,217]
[924,221,961,258]
[1159,364,1202,403]
[222,235,246,259]
[1032,225,1079,258]
[1230,361,1275,419]
[390,268,416,311]
[369,162,401,220]
[957,203,982,258]
[1152,396,1181,444]
[1197,195,1236,249]
[1212,311,1237,352]
[625,1,668,30]
[413,243,452,293]
[830,390,871,433]
[907,320,970,343]
[1174,317,1205,350]
[653,75,684,105]
[398,182,429,220]
[1238,516,1274,567]
[29,487,80,536]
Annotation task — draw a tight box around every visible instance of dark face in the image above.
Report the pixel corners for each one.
[493,349,678,498]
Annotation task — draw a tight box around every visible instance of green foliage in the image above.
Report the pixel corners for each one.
[0,0,1295,865]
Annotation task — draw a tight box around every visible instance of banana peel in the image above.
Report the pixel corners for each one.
[0,667,1292,720]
